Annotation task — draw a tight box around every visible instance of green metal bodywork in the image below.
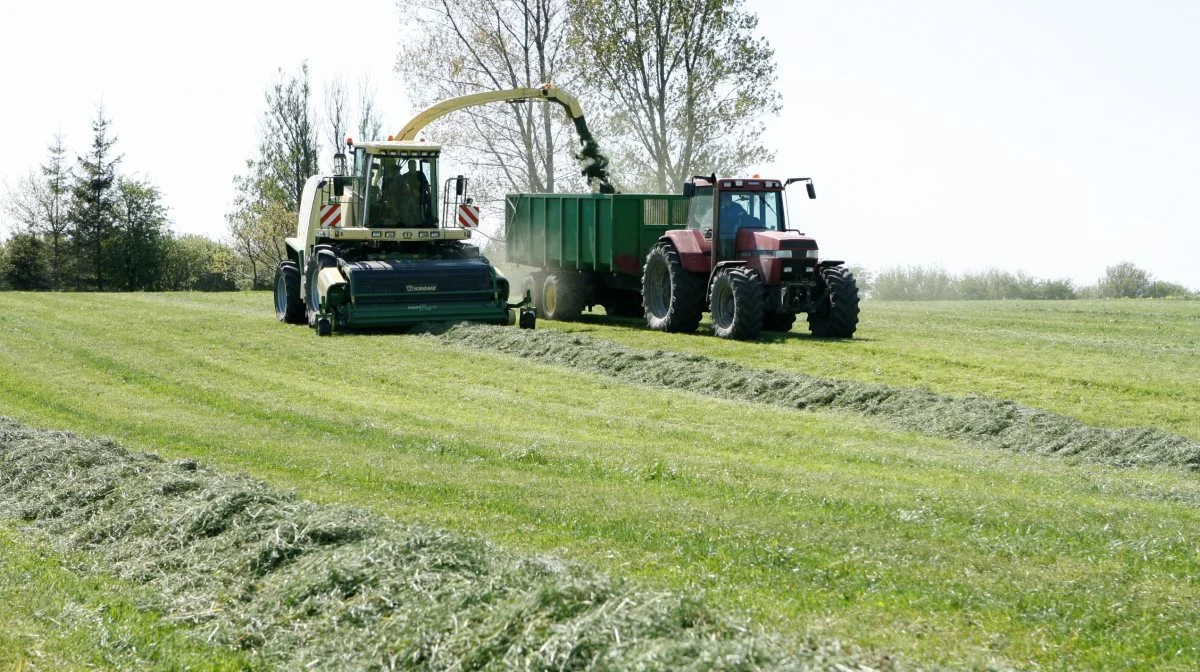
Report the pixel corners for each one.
[317,255,514,331]
[505,193,689,277]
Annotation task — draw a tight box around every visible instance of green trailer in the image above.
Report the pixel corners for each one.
[505,176,860,340]
[505,192,690,319]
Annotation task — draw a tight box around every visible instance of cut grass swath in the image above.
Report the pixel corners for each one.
[434,323,1200,470]
[0,418,878,671]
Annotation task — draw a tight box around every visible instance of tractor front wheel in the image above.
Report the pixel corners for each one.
[710,267,765,340]
[642,242,704,333]
[807,265,860,338]
[274,261,305,324]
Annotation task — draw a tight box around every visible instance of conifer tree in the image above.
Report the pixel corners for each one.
[68,106,121,290]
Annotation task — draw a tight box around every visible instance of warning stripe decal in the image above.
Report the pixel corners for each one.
[320,204,341,227]
[457,204,480,228]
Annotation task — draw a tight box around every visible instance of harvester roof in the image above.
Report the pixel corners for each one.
[356,140,442,154]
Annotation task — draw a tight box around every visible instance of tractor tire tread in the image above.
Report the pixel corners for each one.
[807,265,861,338]
[711,267,765,340]
[274,261,305,325]
[642,242,704,333]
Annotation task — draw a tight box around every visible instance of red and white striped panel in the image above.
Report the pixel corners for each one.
[457,203,480,228]
[319,203,342,228]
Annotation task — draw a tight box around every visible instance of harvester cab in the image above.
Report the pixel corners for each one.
[640,174,859,339]
[273,139,535,335]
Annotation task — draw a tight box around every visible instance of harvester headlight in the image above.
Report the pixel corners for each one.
[805,249,819,259]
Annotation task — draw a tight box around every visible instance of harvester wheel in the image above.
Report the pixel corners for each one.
[541,272,586,321]
[709,267,764,340]
[762,312,797,332]
[273,261,305,325]
[642,242,704,333]
[807,265,860,338]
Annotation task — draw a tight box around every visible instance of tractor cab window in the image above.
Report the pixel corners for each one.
[686,186,714,232]
[717,191,785,237]
[367,155,437,228]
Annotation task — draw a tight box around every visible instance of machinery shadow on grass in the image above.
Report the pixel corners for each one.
[572,311,875,343]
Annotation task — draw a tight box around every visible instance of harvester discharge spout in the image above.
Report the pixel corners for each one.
[394,85,616,194]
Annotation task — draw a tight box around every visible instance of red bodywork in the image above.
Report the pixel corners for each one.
[661,228,817,285]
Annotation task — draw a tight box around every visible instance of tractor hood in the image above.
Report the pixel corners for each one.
[736,229,818,253]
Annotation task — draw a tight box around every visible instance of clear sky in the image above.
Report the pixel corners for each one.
[3,1,1197,288]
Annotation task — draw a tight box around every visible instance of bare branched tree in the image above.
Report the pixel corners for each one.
[324,76,350,167]
[569,0,781,191]
[395,0,585,209]
[357,75,384,142]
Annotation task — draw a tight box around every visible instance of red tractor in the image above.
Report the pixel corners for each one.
[641,175,860,340]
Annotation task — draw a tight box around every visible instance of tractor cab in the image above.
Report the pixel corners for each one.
[682,175,820,271]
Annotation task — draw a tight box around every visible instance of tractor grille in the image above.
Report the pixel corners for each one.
[344,259,498,304]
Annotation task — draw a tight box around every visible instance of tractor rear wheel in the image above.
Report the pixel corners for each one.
[642,242,704,333]
[807,265,860,338]
[273,261,305,324]
[710,267,765,340]
[762,312,797,332]
[541,272,586,321]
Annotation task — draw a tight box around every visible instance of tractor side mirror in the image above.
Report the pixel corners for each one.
[806,182,816,199]
[682,182,696,197]
[455,174,466,196]
[333,176,345,197]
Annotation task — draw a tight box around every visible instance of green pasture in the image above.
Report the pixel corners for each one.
[0,292,1198,669]
[559,299,1200,439]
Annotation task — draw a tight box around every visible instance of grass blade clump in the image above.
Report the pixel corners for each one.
[0,418,877,671]
[434,324,1200,470]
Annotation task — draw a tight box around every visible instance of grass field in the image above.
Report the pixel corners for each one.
[0,526,258,671]
[560,299,1200,439]
[1,292,1199,669]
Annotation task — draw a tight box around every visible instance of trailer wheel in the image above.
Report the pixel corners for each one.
[273,261,305,324]
[521,274,542,316]
[710,267,764,340]
[542,272,585,321]
[762,312,797,332]
[642,242,704,333]
[807,265,860,338]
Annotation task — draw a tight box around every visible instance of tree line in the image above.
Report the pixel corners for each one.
[224,65,384,289]
[393,0,779,206]
[859,262,1196,301]
[1,107,239,292]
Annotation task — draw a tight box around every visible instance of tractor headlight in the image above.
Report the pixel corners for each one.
[805,249,820,259]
